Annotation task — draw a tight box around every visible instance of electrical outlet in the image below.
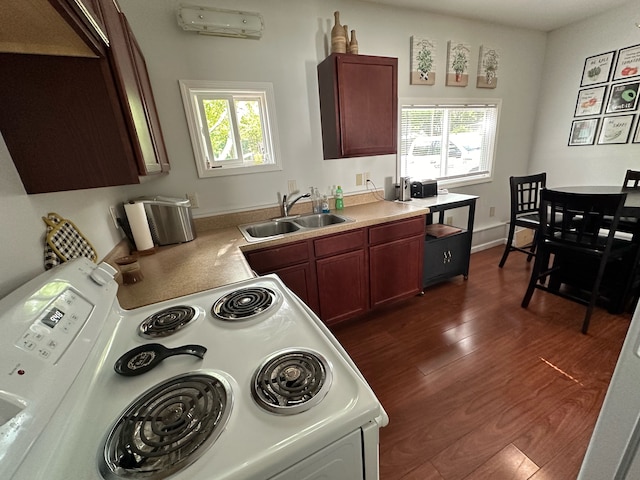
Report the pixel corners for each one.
[108,206,119,229]
[186,192,199,208]
[287,180,297,193]
[363,172,371,182]
[356,173,363,186]
[489,206,495,217]
[446,216,454,225]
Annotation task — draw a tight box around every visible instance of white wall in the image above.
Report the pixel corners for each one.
[529,0,640,186]
[0,0,547,297]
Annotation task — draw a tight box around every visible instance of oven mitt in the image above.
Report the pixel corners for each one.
[43,212,97,270]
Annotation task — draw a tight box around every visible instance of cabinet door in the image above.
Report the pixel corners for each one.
[318,53,397,159]
[423,233,470,287]
[244,241,318,313]
[0,53,140,193]
[316,249,368,325]
[270,263,319,314]
[96,0,169,174]
[370,236,423,308]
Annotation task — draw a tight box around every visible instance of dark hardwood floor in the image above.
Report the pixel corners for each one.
[330,246,632,480]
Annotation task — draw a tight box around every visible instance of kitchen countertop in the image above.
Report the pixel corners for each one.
[105,197,429,310]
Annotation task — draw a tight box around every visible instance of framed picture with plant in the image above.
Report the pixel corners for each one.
[580,51,615,87]
[476,45,500,89]
[568,118,599,146]
[411,37,437,85]
[446,41,470,87]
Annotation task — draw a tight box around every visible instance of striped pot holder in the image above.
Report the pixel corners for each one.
[43,213,97,270]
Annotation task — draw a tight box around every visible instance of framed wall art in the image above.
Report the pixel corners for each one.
[411,37,437,85]
[569,118,599,146]
[597,115,634,144]
[632,119,640,143]
[580,51,615,86]
[477,45,500,89]
[605,81,640,113]
[446,41,470,87]
[574,86,607,117]
[613,44,640,81]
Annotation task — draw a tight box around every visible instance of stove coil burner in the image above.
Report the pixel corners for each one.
[212,287,277,321]
[252,348,333,415]
[100,372,232,480]
[139,306,198,338]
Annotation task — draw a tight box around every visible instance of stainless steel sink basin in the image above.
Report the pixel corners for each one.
[244,221,300,238]
[294,214,347,228]
[238,213,354,242]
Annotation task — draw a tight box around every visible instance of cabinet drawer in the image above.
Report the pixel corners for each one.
[369,216,425,245]
[245,241,310,272]
[314,229,365,258]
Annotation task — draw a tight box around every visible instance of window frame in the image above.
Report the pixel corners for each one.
[179,80,283,178]
[398,98,501,188]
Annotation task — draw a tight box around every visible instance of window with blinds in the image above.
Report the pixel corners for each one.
[399,100,500,185]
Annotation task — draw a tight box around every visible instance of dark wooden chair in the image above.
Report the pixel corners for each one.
[521,189,632,334]
[623,169,640,189]
[498,173,546,268]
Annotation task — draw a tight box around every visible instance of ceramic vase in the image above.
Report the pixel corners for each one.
[348,29,359,54]
[331,11,346,53]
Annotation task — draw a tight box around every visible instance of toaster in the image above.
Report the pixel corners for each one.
[410,180,438,198]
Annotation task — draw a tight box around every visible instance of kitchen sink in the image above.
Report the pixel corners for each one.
[238,213,354,242]
[293,214,347,228]
[244,221,301,238]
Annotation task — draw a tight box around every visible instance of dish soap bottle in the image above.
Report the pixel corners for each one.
[321,194,330,213]
[335,185,344,210]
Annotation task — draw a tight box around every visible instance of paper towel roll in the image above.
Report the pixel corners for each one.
[124,202,154,252]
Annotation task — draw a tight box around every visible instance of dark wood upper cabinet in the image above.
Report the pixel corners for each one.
[96,0,169,174]
[0,0,169,194]
[317,53,398,159]
[0,0,107,58]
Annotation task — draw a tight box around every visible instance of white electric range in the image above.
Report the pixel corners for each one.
[0,258,387,480]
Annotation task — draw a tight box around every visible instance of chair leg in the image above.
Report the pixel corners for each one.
[499,222,517,268]
[527,229,537,263]
[581,261,609,334]
[521,249,546,308]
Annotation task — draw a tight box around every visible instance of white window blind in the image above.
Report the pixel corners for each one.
[399,100,500,185]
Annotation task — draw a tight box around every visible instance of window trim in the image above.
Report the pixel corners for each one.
[179,80,283,178]
[398,97,501,188]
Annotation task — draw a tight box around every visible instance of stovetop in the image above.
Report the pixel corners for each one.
[1,258,386,480]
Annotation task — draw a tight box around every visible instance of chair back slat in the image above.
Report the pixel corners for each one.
[511,173,546,216]
[540,189,627,252]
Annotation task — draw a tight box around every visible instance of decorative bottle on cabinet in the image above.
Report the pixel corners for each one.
[331,11,346,53]
[348,30,359,54]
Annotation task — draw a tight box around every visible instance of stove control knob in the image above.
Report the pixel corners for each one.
[90,262,118,286]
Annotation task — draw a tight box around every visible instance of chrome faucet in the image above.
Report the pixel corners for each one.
[282,193,311,217]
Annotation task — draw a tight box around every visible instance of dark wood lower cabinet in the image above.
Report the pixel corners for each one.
[370,235,423,308]
[243,215,425,326]
[316,249,368,324]
[243,240,319,313]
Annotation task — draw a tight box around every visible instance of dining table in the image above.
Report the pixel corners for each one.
[550,185,640,219]
[546,185,640,314]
